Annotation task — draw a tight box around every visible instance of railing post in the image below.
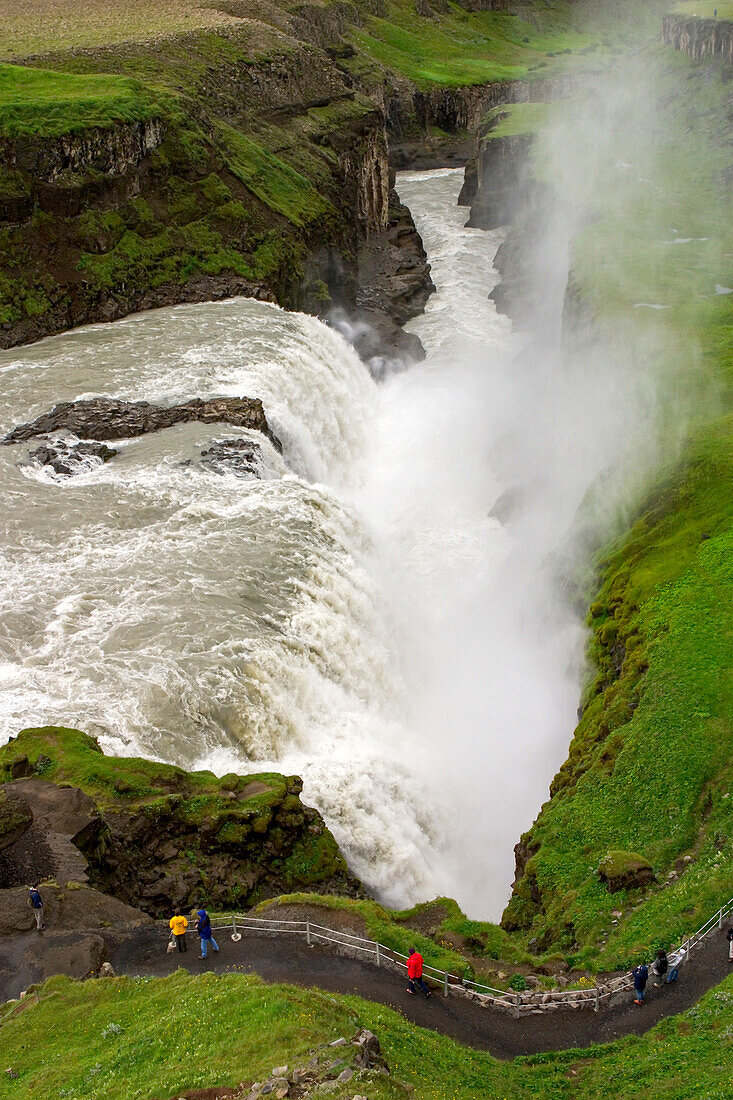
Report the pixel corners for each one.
[375,942,381,968]
[444,971,449,996]
[514,994,521,1019]
[595,987,600,1012]
[232,915,237,937]
[719,908,724,929]
[306,920,312,947]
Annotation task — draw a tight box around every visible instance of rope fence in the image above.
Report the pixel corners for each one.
[164,892,733,1018]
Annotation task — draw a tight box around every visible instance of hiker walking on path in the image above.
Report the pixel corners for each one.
[195,908,219,960]
[28,886,44,930]
[632,962,648,1005]
[406,948,431,998]
[666,946,687,983]
[169,909,188,953]
[727,926,733,962]
[651,949,668,986]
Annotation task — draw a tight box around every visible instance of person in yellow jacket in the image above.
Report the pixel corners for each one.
[169,909,188,953]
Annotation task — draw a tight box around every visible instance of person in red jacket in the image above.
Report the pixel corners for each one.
[406,947,431,998]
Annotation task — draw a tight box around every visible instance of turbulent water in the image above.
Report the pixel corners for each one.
[0,168,596,915]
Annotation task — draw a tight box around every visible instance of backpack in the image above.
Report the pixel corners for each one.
[29,889,42,909]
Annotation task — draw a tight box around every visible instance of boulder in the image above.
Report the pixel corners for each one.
[0,883,151,936]
[27,438,118,477]
[2,396,281,452]
[597,850,656,893]
[196,437,265,480]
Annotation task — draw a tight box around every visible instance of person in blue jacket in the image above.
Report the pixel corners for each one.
[28,886,45,930]
[632,962,648,1005]
[195,908,219,960]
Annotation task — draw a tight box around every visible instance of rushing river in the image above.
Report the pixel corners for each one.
[0,169,595,916]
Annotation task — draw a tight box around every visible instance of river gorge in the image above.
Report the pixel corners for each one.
[0,162,634,918]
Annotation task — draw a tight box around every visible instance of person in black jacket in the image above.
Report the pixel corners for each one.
[633,962,648,1005]
[651,948,668,986]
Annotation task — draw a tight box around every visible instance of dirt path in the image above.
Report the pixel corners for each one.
[85,924,733,1059]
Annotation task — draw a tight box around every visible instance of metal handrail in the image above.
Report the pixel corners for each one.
[165,891,733,1017]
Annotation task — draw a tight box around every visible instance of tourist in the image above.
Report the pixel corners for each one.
[651,948,668,986]
[406,947,431,998]
[632,962,648,1005]
[727,926,733,962]
[666,946,687,982]
[169,908,188,953]
[27,885,44,930]
[195,907,220,959]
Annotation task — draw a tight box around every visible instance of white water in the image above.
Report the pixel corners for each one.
[0,168,604,916]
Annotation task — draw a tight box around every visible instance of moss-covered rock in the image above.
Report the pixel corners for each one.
[597,851,656,894]
[0,727,360,916]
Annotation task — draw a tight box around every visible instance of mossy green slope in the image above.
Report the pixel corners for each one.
[4,968,733,1098]
[258,893,532,986]
[0,63,167,137]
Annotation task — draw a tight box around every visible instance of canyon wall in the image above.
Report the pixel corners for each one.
[662,14,733,65]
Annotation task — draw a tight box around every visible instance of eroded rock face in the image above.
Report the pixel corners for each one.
[345,188,434,371]
[3,396,281,452]
[662,14,733,65]
[27,438,118,478]
[0,789,32,852]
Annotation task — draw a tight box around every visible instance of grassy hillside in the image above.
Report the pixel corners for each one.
[352,0,599,87]
[3,968,733,1098]
[0,63,169,136]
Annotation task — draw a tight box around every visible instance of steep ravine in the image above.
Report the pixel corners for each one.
[0,6,573,355]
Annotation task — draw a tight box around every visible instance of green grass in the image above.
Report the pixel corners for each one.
[0,63,167,137]
[482,101,551,139]
[0,726,286,818]
[215,121,333,228]
[5,969,733,1098]
[259,893,531,986]
[352,0,600,88]
[672,0,733,17]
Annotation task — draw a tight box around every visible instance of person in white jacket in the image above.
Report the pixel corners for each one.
[666,946,687,982]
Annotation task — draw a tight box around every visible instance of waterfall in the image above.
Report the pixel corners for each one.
[0,169,624,914]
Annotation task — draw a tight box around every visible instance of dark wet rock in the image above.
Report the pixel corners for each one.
[356,194,434,329]
[467,134,533,231]
[489,484,536,526]
[346,187,433,370]
[3,396,281,452]
[198,437,266,479]
[328,306,424,379]
[0,789,32,852]
[662,13,733,65]
[27,438,118,477]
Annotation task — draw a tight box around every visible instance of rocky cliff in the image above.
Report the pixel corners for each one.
[661,14,733,65]
[0,727,359,917]
[0,0,586,355]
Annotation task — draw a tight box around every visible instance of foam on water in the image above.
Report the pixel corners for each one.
[0,169,617,915]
